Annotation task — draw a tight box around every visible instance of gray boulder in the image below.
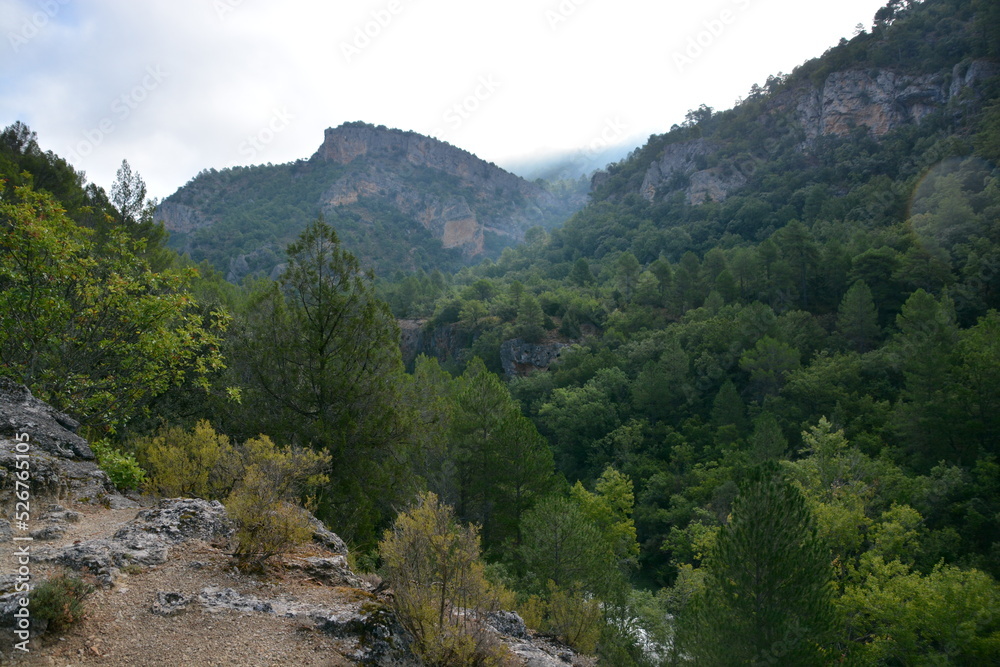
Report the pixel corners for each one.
[0,377,92,460]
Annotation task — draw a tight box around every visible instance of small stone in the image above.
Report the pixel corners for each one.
[31,524,68,540]
[151,591,190,617]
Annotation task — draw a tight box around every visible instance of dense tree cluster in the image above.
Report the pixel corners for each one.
[3,0,1000,663]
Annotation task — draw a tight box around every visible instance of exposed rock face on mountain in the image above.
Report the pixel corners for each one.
[500,339,568,378]
[311,123,575,257]
[639,139,749,205]
[398,319,470,369]
[635,59,998,204]
[792,69,946,140]
[156,123,585,282]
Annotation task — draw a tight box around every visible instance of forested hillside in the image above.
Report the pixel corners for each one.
[375,0,1000,661]
[2,0,1000,663]
[157,122,586,282]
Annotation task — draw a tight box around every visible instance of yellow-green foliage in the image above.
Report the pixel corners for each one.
[132,421,330,569]
[226,469,313,570]
[514,583,601,655]
[225,434,331,570]
[570,465,640,568]
[544,582,602,655]
[516,594,546,633]
[379,492,513,666]
[132,420,234,498]
[839,554,1000,664]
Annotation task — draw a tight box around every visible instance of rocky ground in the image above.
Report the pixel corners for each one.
[0,498,366,666]
[0,380,588,666]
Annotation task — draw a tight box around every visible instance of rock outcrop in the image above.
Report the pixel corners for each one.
[0,379,112,507]
[500,339,568,378]
[312,123,573,258]
[793,69,948,140]
[634,59,998,205]
[52,498,233,586]
[398,319,470,369]
[156,123,585,281]
[0,378,92,461]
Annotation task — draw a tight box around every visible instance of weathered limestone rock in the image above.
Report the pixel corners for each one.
[634,60,996,208]
[292,556,366,588]
[53,498,233,586]
[0,380,113,507]
[308,514,349,555]
[487,610,529,640]
[398,319,470,369]
[795,69,947,140]
[0,377,93,460]
[500,338,567,378]
[151,591,190,617]
[320,604,419,666]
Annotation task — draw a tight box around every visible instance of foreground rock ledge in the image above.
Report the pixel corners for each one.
[0,380,589,666]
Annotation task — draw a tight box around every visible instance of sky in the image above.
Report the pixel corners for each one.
[1,0,891,200]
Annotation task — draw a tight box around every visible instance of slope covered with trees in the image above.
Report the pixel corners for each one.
[3,0,1000,663]
[372,0,1000,661]
[157,123,587,282]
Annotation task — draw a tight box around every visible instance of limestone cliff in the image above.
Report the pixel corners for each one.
[634,59,998,205]
[311,123,576,257]
[157,123,584,282]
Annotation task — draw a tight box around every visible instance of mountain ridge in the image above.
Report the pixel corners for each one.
[156,122,586,282]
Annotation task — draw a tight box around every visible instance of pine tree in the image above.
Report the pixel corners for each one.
[686,465,835,665]
[837,280,880,352]
[710,380,748,433]
[748,412,788,461]
[615,251,641,303]
[452,358,554,550]
[225,218,412,546]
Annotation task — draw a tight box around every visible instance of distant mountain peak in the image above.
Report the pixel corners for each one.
[157,124,584,281]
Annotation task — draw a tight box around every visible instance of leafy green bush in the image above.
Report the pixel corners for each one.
[380,492,514,666]
[31,574,95,634]
[130,420,235,498]
[225,435,330,570]
[90,440,146,491]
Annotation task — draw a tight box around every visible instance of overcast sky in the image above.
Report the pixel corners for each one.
[1,0,890,200]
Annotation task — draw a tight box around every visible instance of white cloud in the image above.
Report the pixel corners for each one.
[1,0,889,199]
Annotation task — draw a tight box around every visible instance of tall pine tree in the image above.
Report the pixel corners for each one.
[685,465,835,665]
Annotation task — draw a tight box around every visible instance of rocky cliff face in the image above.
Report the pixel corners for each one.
[639,139,749,205]
[635,59,998,204]
[398,319,470,369]
[156,123,584,281]
[312,123,575,257]
[500,339,567,379]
